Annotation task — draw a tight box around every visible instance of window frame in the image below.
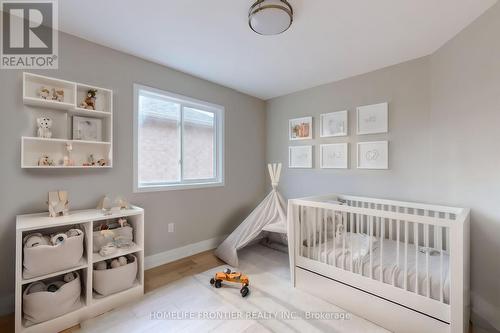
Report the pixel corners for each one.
[133,84,225,192]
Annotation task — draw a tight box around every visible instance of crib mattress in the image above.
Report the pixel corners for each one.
[303,237,450,303]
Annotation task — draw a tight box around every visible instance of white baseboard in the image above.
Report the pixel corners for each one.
[0,292,14,316]
[144,234,227,270]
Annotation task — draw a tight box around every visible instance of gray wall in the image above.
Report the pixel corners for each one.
[0,32,266,313]
[267,3,500,330]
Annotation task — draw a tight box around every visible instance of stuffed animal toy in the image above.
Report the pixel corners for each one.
[36,117,52,138]
[110,259,121,269]
[99,243,117,257]
[23,233,50,248]
[66,228,82,238]
[50,233,67,245]
[38,87,51,99]
[52,88,64,102]
[118,256,128,266]
[38,155,54,166]
[97,159,107,166]
[27,281,47,294]
[80,89,97,110]
[47,281,64,292]
[63,272,75,283]
[95,261,107,270]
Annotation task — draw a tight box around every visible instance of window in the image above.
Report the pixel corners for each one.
[133,84,224,192]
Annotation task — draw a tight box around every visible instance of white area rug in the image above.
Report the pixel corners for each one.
[79,245,388,333]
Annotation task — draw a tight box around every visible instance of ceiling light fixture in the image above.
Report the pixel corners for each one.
[248,0,293,35]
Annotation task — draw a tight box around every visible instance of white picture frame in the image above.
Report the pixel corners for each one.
[320,143,349,169]
[289,116,313,140]
[289,145,313,168]
[357,141,389,169]
[73,116,102,141]
[356,102,388,135]
[320,110,348,137]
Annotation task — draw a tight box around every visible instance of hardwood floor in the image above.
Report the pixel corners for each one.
[0,250,224,333]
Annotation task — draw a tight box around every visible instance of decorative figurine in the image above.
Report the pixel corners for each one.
[47,190,69,217]
[52,88,64,102]
[38,87,51,99]
[38,155,54,166]
[36,117,52,138]
[80,89,97,110]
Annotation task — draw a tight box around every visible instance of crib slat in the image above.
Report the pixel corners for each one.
[313,208,317,261]
[440,226,444,303]
[332,210,336,267]
[404,220,408,290]
[415,222,419,295]
[380,217,384,282]
[323,209,327,264]
[350,212,354,272]
[369,215,373,279]
[342,211,347,270]
[301,207,305,257]
[426,220,431,298]
[307,207,312,259]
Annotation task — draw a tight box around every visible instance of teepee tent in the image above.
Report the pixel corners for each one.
[215,163,287,266]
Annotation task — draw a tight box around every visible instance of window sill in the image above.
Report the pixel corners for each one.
[134,180,225,193]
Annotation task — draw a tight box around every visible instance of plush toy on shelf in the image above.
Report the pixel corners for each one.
[38,87,51,99]
[38,155,54,167]
[80,89,97,110]
[36,117,52,138]
[52,88,64,102]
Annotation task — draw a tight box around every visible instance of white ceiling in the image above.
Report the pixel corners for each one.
[59,0,497,100]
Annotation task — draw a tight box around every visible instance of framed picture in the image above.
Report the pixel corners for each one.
[320,143,348,169]
[289,145,313,168]
[320,110,348,137]
[357,141,389,169]
[289,117,313,140]
[73,116,102,141]
[356,102,388,135]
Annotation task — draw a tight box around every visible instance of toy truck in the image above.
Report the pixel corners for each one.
[209,269,250,297]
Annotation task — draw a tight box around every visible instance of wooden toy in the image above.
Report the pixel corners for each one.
[209,269,250,297]
[47,190,69,217]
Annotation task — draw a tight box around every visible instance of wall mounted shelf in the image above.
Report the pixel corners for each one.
[21,73,113,169]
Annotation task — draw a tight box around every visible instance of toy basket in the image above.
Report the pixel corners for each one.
[93,226,133,253]
[23,233,84,279]
[23,272,82,324]
[93,255,138,296]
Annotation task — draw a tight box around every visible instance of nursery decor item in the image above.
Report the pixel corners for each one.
[93,254,138,296]
[48,190,69,217]
[16,205,144,333]
[22,73,114,169]
[38,155,54,166]
[320,143,349,169]
[80,88,97,110]
[356,102,388,135]
[209,269,250,297]
[357,141,389,169]
[38,87,51,99]
[52,88,65,102]
[289,145,313,168]
[289,116,313,140]
[215,163,286,267]
[23,233,50,248]
[73,116,102,141]
[36,117,53,138]
[320,111,348,137]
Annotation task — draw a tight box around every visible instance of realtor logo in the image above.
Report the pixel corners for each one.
[1,0,58,69]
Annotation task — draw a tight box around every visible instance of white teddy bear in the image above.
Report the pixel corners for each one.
[37,117,52,138]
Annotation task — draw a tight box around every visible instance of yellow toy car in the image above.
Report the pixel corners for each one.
[209,269,250,297]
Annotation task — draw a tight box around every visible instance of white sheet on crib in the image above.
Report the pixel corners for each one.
[304,237,450,303]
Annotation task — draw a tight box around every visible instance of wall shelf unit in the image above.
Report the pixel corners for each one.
[16,206,144,333]
[21,72,113,168]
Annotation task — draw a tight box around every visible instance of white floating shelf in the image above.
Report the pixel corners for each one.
[21,72,113,169]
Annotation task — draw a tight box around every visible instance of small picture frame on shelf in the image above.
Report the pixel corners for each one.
[289,117,313,140]
[289,145,313,168]
[356,102,388,135]
[320,111,348,137]
[73,116,102,141]
[357,141,389,169]
[320,143,349,169]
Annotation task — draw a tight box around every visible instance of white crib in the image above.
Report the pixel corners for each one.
[287,194,470,333]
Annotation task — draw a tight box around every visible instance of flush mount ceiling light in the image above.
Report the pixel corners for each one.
[248,0,293,35]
